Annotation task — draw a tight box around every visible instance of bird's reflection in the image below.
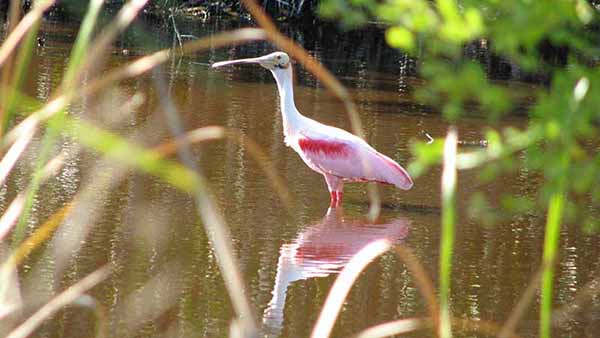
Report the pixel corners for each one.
[262,207,410,335]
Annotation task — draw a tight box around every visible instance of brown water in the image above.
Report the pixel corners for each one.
[3,18,600,338]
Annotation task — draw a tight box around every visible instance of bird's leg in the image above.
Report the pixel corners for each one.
[324,174,344,208]
[329,191,338,207]
[336,192,344,206]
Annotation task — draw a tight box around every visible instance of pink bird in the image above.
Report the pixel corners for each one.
[212,52,413,207]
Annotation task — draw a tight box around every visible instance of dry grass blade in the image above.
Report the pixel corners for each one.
[352,318,424,338]
[0,243,22,321]
[552,273,600,327]
[6,264,112,338]
[240,0,364,137]
[60,0,105,89]
[392,246,440,334]
[240,0,352,109]
[6,203,72,267]
[0,194,26,241]
[152,126,226,154]
[3,28,266,151]
[352,245,519,338]
[197,196,259,335]
[68,0,149,85]
[33,160,128,283]
[228,130,293,209]
[2,97,64,150]
[153,126,292,208]
[497,268,542,338]
[239,0,381,219]
[452,318,523,338]
[229,319,243,338]
[352,317,523,338]
[0,123,35,187]
[310,239,392,338]
[0,0,23,125]
[0,0,57,68]
[87,28,266,95]
[153,71,258,335]
[1,202,71,325]
[0,153,65,241]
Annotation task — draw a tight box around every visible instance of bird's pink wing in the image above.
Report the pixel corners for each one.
[297,133,413,190]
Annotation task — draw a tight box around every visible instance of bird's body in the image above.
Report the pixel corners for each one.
[213,52,413,206]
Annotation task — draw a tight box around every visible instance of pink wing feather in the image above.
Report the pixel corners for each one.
[296,132,413,190]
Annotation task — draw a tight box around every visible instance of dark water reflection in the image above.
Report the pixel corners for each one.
[2,18,599,338]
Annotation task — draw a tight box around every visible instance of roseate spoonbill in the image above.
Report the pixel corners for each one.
[212,52,413,207]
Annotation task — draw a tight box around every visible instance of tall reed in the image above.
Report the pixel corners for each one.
[540,193,564,338]
[440,128,457,338]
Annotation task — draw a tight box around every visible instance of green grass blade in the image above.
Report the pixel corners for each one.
[61,0,104,88]
[12,114,64,245]
[66,118,200,194]
[2,8,42,133]
[540,193,564,338]
[440,127,458,338]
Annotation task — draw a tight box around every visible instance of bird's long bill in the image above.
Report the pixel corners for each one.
[211,56,266,68]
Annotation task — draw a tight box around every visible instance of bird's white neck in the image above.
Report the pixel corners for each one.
[270,66,303,135]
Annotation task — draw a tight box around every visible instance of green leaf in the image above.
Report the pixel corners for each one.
[67,119,200,194]
[386,26,415,52]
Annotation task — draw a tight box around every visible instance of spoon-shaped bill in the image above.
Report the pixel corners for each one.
[211,56,265,68]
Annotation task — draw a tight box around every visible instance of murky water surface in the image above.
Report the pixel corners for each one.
[3,18,600,338]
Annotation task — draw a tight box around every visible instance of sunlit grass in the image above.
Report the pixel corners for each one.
[311,240,392,338]
[440,128,457,338]
[12,116,63,244]
[540,193,565,338]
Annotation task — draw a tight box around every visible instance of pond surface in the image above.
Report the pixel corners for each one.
[3,17,600,338]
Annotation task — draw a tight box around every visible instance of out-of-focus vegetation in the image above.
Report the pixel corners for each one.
[319,1,600,337]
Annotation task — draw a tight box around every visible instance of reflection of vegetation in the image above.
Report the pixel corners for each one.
[320,1,600,338]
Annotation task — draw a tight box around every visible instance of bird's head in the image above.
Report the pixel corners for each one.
[212,51,291,71]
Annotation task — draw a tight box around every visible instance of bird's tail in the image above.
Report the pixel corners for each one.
[376,153,414,190]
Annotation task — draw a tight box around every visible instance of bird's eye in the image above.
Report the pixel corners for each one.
[276,55,281,59]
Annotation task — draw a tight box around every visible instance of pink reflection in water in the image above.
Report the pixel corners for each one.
[262,207,410,334]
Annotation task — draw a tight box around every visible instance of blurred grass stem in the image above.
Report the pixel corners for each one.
[393,246,440,334]
[440,127,458,338]
[352,318,423,338]
[153,126,292,208]
[6,264,112,338]
[311,239,392,338]
[153,69,258,335]
[540,192,565,338]
[0,153,65,241]
[0,0,55,68]
[60,0,105,91]
[3,29,266,150]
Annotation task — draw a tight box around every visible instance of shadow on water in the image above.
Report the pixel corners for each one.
[262,207,410,336]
